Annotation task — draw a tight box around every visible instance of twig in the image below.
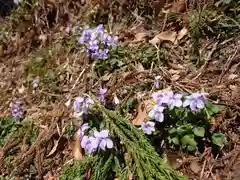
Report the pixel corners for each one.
[200,159,207,179]
[71,67,86,91]
[217,47,239,84]
[193,41,218,80]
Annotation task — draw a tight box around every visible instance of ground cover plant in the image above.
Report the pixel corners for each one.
[0,0,240,179]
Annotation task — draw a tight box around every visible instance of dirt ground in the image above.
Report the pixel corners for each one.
[0,0,240,179]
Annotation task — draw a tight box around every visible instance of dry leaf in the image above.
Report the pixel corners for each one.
[171,74,180,81]
[136,63,145,72]
[190,160,202,174]
[132,100,153,125]
[18,85,25,94]
[47,139,60,157]
[101,73,112,81]
[134,32,150,42]
[71,131,83,160]
[164,0,186,13]
[150,31,177,45]
[177,27,188,40]
[130,24,151,42]
[228,74,238,80]
[65,99,71,107]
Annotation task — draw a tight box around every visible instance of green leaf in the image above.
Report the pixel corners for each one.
[205,101,219,117]
[181,134,197,149]
[187,145,196,151]
[177,124,193,136]
[193,127,205,137]
[171,136,180,145]
[169,128,177,134]
[212,133,226,148]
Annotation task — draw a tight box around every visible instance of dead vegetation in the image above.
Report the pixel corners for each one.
[0,0,240,179]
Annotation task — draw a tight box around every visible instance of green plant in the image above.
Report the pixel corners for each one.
[164,100,225,152]
[0,117,21,147]
[61,94,187,180]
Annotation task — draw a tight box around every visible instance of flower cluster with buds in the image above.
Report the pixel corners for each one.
[77,24,118,60]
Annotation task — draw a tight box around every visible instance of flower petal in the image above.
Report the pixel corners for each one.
[106,138,113,149]
[175,99,182,107]
[81,123,90,132]
[99,130,109,138]
[148,109,156,119]
[89,137,99,148]
[85,98,94,104]
[183,99,190,107]
[99,139,107,150]
[100,88,108,94]
[156,113,164,122]
[196,99,205,109]
[189,101,197,111]
[81,136,89,148]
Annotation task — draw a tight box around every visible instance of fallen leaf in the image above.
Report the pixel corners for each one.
[164,0,186,13]
[171,74,180,81]
[18,85,25,94]
[130,24,152,42]
[132,100,153,125]
[101,73,112,81]
[47,139,60,157]
[136,63,145,72]
[65,99,71,107]
[71,131,83,160]
[149,31,177,45]
[177,27,188,40]
[134,32,150,42]
[228,74,238,80]
[190,160,202,174]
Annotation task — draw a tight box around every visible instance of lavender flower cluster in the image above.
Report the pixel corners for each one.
[11,101,22,121]
[79,123,113,154]
[140,90,208,135]
[77,24,117,60]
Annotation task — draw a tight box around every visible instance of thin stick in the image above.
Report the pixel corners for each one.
[217,47,238,84]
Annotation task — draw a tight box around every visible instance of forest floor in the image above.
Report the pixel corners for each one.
[0,0,240,180]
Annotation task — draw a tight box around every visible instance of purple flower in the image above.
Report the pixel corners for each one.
[80,129,113,153]
[148,105,165,122]
[91,48,109,60]
[78,123,90,137]
[94,24,104,33]
[33,77,39,88]
[183,92,207,111]
[81,136,99,154]
[165,91,183,109]
[11,101,22,120]
[154,76,161,89]
[74,97,94,115]
[66,24,70,34]
[100,33,109,44]
[78,37,85,44]
[88,40,99,51]
[152,91,171,105]
[98,88,108,103]
[77,24,117,60]
[141,121,155,135]
[94,130,113,151]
